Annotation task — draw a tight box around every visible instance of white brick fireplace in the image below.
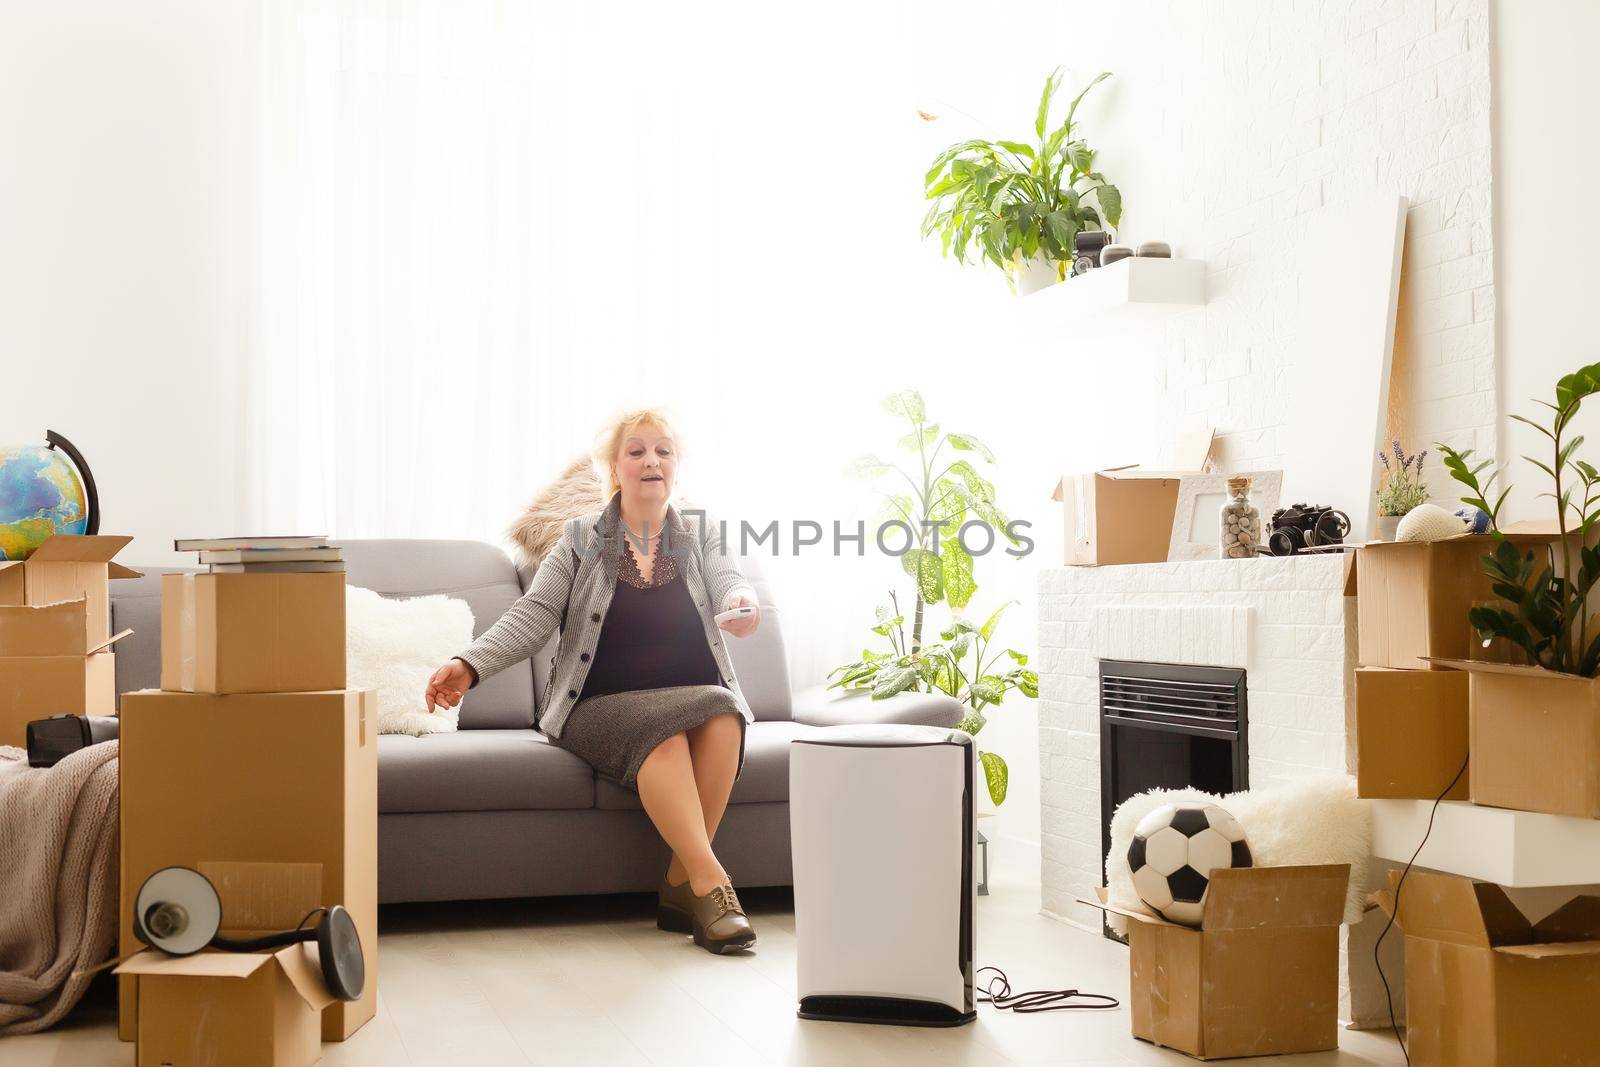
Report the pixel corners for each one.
[1036,554,1394,1020]
[1039,554,1355,921]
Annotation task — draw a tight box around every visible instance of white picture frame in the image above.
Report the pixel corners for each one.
[1168,471,1284,561]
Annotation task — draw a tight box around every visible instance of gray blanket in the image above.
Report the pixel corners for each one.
[0,741,119,1035]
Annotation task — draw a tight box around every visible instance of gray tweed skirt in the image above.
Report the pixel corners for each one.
[550,684,747,790]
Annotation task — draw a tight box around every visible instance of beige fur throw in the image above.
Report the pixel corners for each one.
[507,455,605,570]
[506,454,695,570]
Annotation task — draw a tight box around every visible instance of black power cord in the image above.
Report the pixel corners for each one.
[976,966,1120,1014]
[1373,752,1470,1067]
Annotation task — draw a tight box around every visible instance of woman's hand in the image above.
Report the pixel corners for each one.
[718,591,761,638]
[425,658,475,713]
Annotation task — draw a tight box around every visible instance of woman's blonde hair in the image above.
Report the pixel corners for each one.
[590,406,682,501]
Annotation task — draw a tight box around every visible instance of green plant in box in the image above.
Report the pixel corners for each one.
[1437,360,1600,675]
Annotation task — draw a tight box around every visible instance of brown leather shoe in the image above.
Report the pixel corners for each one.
[656,875,694,934]
[687,881,756,954]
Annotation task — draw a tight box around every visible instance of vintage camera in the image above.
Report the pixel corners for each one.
[1266,503,1351,556]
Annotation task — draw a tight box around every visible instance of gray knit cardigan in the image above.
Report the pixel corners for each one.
[456,494,758,738]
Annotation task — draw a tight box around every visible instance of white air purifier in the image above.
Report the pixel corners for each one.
[790,724,976,1026]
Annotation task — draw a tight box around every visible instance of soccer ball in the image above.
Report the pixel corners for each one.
[1127,803,1252,927]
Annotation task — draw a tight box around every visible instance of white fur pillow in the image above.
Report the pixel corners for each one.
[1104,774,1372,932]
[346,585,475,736]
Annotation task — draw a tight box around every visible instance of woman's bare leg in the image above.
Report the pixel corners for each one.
[636,732,726,895]
[665,712,743,887]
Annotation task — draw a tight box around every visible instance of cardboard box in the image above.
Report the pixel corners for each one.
[161,572,346,694]
[1080,864,1350,1060]
[1052,433,1214,567]
[0,534,140,643]
[118,688,377,1042]
[115,941,335,1067]
[1431,658,1600,819]
[1377,869,1600,1066]
[0,599,130,656]
[1355,667,1469,800]
[0,632,127,747]
[1356,530,1558,670]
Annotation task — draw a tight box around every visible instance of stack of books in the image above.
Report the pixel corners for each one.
[173,535,345,574]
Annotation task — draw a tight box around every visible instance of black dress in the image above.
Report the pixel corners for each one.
[549,543,747,789]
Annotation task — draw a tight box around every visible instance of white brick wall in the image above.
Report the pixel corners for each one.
[1111,0,1496,485]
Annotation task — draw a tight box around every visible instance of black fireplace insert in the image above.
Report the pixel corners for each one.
[1098,659,1248,936]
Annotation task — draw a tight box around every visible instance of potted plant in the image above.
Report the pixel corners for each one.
[834,389,1034,805]
[830,595,1036,808]
[1433,361,1600,818]
[1374,440,1429,540]
[1436,362,1600,673]
[922,69,1123,295]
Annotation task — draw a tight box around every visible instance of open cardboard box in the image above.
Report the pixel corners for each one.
[1354,667,1469,800]
[117,688,377,1043]
[116,938,335,1067]
[1051,431,1215,567]
[161,571,346,694]
[1376,868,1600,1065]
[1356,524,1560,670]
[0,598,126,656]
[0,534,140,642]
[0,623,129,747]
[1431,657,1600,818]
[1079,864,1349,1060]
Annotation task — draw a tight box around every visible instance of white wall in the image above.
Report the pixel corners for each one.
[0,1,1516,856]
[0,1,256,567]
[1492,0,1600,522]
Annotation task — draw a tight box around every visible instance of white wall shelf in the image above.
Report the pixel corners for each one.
[1371,799,1600,887]
[1026,256,1206,323]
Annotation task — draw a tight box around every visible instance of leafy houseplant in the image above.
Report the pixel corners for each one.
[922,69,1123,293]
[829,595,1036,806]
[834,388,1034,805]
[1376,440,1430,518]
[1437,361,1600,675]
[846,389,1023,647]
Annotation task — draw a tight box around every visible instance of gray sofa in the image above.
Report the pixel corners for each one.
[109,539,963,903]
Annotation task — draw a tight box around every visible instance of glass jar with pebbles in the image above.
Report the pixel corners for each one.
[1219,476,1261,559]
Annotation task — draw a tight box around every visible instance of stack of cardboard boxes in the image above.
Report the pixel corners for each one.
[1356,529,1600,1064]
[116,568,374,1067]
[0,535,139,746]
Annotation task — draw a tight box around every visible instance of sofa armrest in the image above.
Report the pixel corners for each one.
[789,684,965,729]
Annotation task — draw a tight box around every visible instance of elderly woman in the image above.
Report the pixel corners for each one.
[423,408,762,954]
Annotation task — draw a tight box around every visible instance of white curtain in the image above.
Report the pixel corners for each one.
[246,0,1119,692]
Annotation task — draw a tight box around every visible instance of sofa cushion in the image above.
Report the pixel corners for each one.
[379,729,594,813]
[338,539,535,729]
[594,720,824,810]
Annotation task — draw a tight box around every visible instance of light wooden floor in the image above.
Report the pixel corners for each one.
[6,841,1405,1066]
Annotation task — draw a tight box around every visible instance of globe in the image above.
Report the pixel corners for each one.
[0,434,96,561]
